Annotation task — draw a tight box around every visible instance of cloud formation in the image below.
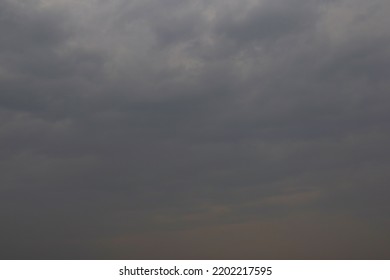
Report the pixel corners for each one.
[1,0,390,259]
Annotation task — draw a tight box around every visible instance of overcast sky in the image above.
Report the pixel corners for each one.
[1,0,390,259]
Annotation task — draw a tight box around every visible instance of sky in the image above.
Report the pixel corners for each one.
[1,0,390,259]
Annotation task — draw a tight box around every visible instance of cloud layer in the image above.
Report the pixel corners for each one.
[1,0,390,259]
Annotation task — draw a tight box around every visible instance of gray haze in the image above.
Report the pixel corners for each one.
[1,0,390,259]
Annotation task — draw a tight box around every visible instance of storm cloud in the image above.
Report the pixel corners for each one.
[1,0,390,259]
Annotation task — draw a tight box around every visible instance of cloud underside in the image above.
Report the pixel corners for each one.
[1,0,390,259]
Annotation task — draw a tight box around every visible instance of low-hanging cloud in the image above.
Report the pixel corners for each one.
[1,0,390,259]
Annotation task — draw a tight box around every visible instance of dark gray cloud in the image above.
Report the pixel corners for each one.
[1,0,390,259]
